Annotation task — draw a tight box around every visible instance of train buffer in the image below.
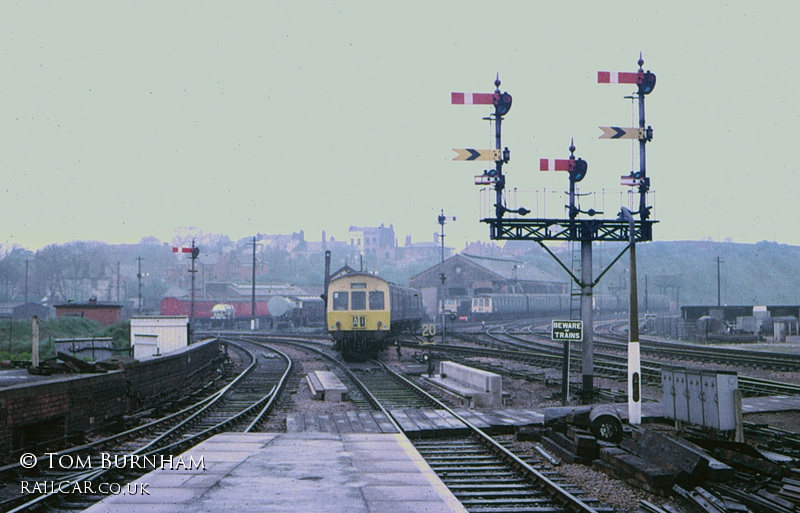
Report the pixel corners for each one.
[424,361,504,408]
[306,370,348,402]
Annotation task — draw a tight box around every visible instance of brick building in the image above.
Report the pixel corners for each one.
[54,297,124,326]
[348,224,396,258]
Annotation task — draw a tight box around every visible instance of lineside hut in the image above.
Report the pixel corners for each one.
[54,297,123,327]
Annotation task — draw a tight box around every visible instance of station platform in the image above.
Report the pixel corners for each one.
[82,432,468,513]
[0,368,59,387]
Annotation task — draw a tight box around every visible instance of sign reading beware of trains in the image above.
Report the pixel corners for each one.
[551,320,583,341]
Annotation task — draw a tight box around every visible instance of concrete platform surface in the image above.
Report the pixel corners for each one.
[83,432,468,513]
[0,368,63,387]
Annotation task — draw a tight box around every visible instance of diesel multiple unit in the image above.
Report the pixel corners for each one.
[327,272,423,359]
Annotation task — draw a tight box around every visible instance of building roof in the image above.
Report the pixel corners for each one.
[459,254,564,283]
[329,265,358,280]
[205,282,313,299]
[54,302,123,309]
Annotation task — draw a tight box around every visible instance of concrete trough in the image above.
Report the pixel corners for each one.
[306,370,348,402]
[425,361,503,408]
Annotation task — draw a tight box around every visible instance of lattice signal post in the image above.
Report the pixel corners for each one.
[451,56,657,405]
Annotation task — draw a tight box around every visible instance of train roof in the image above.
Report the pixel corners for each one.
[328,271,419,292]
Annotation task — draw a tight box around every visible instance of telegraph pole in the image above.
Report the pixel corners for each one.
[136,256,144,314]
[251,236,258,330]
[323,250,331,326]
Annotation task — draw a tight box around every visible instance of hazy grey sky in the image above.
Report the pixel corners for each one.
[1,2,797,250]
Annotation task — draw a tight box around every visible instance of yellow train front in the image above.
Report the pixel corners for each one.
[327,272,423,359]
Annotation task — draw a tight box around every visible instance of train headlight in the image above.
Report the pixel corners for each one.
[377,321,383,329]
[335,321,341,329]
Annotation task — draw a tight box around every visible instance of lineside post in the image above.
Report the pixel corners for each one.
[580,239,593,404]
[621,207,642,424]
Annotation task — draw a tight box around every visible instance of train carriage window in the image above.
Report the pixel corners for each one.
[369,291,385,310]
[333,291,348,311]
[351,291,366,310]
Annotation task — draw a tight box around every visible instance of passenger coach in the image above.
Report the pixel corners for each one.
[327,272,423,359]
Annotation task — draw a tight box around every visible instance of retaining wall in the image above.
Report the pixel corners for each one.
[0,338,222,461]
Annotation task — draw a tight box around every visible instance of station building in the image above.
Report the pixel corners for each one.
[409,254,567,320]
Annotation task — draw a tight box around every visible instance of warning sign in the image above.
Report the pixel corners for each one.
[551,320,583,341]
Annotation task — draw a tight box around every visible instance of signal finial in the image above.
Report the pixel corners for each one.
[638,52,644,70]
[569,138,576,156]
[494,73,501,91]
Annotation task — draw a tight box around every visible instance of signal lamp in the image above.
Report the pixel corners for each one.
[493,92,512,115]
[638,71,656,95]
[569,158,588,182]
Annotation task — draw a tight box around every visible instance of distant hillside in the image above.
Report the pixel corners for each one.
[514,240,800,308]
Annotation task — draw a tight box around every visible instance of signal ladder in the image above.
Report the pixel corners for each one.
[569,240,581,320]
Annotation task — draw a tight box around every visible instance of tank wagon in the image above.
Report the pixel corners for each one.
[161,297,270,328]
[267,295,325,329]
[327,272,424,359]
[161,295,323,329]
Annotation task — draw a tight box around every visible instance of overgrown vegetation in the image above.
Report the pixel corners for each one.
[0,318,130,361]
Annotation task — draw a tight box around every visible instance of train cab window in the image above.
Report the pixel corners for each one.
[369,291,385,310]
[333,291,348,311]
[351,291,366,310]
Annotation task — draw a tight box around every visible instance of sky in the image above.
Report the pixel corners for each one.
[0,2,798,251]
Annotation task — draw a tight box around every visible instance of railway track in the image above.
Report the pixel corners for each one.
[345,359,608,512]
[169,332,800,512]
[415,437,612,513]
[236,335,610,512]
[595,320,800,371]
[3,338,290,513]
[443,325,800,399]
